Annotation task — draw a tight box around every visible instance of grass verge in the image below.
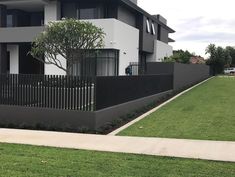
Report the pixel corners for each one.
[119,77,235,141]
[0,143,235,177]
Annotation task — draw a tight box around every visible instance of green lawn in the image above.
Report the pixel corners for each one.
[119,77,235,141]
[0,143,234,177]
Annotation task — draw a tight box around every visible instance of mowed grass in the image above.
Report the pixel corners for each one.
[119,77,235,141]
[0,143,234,177]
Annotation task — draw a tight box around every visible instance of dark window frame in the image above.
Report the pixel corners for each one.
[151,22,156,35]
[61,2,102,20]
[146,18,151,33]
[69,49,119,77]
[157,24,161,40]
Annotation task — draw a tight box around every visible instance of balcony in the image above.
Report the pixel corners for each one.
[0,26,45,43]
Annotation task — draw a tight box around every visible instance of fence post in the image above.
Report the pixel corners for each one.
[0,74,2,104]
[93,76,97,111]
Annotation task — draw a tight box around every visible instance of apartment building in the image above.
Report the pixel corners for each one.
[0,0,175,76]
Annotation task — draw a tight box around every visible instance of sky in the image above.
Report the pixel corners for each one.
[138,0,235,57]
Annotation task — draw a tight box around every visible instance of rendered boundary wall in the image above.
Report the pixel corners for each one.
[146,62,210,90]
[0,63,210,131]
[0,90,172,131]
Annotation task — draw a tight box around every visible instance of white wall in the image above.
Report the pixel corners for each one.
[44,0,64,75]
[7,45,19,74]
[147,40,173,62]
[44,55,66,75]
[87,19,139,75]
[44,1,61,24]
[44,19,139,76]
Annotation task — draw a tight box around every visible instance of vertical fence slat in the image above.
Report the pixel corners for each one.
[78,76,80,110]
[89,77,92,111]
[58,75,61,109]
[93,77,97,111]
[0,75,1,104]
[0,73,176,112]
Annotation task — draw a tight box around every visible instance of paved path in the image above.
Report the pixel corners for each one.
[0,128,235,162]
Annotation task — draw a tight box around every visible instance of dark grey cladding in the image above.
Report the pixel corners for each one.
[0,4,6,27]
[129,0,138,4]
[0,5,7,74]
[153,15,167,25]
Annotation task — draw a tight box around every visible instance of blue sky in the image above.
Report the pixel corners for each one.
[138,0,235,57]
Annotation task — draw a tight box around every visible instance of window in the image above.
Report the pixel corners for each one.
[157,24,161,40]
[62,2,100,20]
[62,3,77,18]
[7,15,13,27]
[79,8,96,19]
[151,23,156,35]
[96,50,119,76]
[146,19,151,33]
[69,50,119,77]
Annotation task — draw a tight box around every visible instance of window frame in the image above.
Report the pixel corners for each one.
[146,19,151,33]
[151,22,156,35]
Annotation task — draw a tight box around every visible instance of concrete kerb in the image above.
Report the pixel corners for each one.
[108,77,214,136]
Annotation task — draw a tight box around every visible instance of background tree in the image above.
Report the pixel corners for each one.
[164,50,193,63]
[206,44,232,75]
[225,46,235,66]
[29,18,105,75]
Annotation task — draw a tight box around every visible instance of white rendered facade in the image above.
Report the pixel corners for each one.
[1,0,174,76]
[147,40,173,62]
[7,45,19,74]
[44,1,139,76]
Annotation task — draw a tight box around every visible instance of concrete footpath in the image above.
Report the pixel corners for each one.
[0,128,235,162]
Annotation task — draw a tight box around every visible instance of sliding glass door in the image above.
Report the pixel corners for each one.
[69,49,119,77]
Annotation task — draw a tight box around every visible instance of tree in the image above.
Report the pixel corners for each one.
[164,50,193,63]
[205,44,232,75]
[29,18,105,75]
[225,46,235,66]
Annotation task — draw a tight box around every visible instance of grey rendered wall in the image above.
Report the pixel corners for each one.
[139,15,170,53]
[0,90,172,131]
[173,63,210,90]
[0,105,96,130]
[94,90,172,129]
[146,62,174,75]
[117,5,136,27]
[160,27,169,44]
[146,62,210,91]
[141,15,155,53]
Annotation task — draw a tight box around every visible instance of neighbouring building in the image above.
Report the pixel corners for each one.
[0,0,175,77]
[190,56,206,64]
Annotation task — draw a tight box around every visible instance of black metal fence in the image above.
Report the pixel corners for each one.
[0,74,173,111]
[95,74,173,110]
[0,74,94,111]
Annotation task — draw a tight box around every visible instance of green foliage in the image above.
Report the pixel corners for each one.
[206,44,233,74]
[164,50,193,63]
[30,18,105,74]
[226,46,235,66]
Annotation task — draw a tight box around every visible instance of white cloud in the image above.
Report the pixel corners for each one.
[138,0,235,57]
